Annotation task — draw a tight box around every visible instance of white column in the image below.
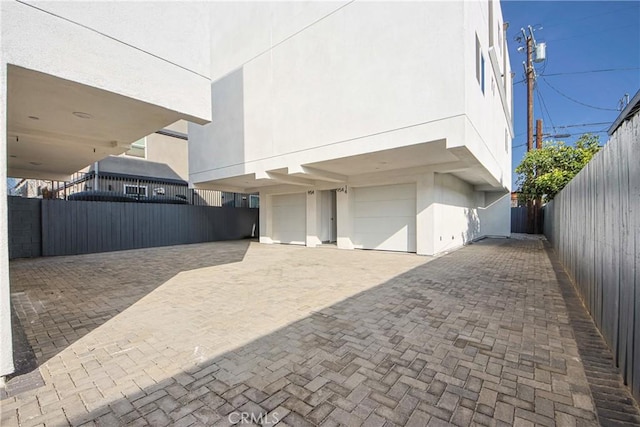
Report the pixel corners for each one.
[0,63,14,377]
[336,186,354,250]
[259,192,273,244]
[306,190,321,247]
[416,172,437,256]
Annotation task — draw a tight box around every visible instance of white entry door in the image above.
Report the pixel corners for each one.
[352,184,416,252]
[272,193,306,245]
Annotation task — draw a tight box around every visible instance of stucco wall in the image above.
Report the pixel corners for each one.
[190,1,512,192]
[0,63,13,377]
[1,1,211,123]
[458,0,512,191]
[190,1,470,183]
[478,192,511,237]
[433,173,479,254]
[146,134,189,181]
[0,0,212,377]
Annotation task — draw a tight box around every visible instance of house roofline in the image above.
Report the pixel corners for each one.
[608,89,640,136]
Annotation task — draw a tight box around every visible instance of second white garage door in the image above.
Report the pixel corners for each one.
[353,184,416,252]
[272,193,306,245]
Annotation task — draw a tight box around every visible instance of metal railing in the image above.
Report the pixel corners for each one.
[8,173,257,208]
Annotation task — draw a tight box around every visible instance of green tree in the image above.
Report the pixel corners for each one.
[515,133,601,203]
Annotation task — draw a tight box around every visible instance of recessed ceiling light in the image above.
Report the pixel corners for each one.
[72,111,93,119]
[29,161,42,166]
[28,116,39,120]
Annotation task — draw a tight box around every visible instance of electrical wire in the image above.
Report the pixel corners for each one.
[535,83,557,132]
[541,77,619,111]
[513,67,640,85]
[535,88,552,132]
[542,67,640,77]
[546,23,636,43]
[554,121,612,129]
[512,130,609,149]
[541,5,638,30]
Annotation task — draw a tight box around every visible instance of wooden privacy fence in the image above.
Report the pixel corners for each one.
[510,207,528,233]
[9,197,258,258]
[544,112,640,399]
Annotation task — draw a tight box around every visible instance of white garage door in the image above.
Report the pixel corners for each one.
[353,184,416,252]
[272,193,306,245]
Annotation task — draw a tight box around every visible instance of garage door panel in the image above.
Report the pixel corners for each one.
[355,229,413,252]
[353,184,416,252]
[354,216,414,233]
[355,200,415,217]
[272,193,306,244]
[355,184,415,202]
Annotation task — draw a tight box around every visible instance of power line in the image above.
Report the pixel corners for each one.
[513,67,640,85]
[512,130,609,149]
[553,121,612,129]
[535,84,557,132]
[542,67,640,77]
[540,77,619,111]
[546,23,636,43]
[541,5,638,30]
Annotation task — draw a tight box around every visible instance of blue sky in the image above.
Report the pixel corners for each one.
[501,0,640,188]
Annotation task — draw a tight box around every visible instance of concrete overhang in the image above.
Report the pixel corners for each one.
[193,139,507,193]
[7,65,201,179]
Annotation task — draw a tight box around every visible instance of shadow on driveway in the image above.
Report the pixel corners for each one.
[39,239,603,426]
[4,240,252,398]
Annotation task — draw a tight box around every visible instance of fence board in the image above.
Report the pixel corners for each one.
[36,200,258,257]
[510,207,528,233]
[544,112,639,400]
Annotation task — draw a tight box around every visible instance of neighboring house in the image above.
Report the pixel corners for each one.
[189,1,513,255]
[608,89,640,136]
[65,121,192,200]
[125,120,190,182]
[67,155,189,200]
[511,192,523,207]
[10,178,57,199]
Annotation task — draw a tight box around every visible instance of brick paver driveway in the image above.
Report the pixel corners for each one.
[1,238,637,426]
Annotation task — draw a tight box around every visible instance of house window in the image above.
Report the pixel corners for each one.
[154,187,166,195]
[126,138,146,158]
[488,0,494,47]
[124,185,147,197]
[481,54,485,94]
[249,194,260,209]
[476,34,485,94]
[505,129,509,153]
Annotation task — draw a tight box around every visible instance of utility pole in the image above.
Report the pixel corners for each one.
[536,119,543,149]
[527,36,534,152]
[534,119,543,233]
[518,26,546,233]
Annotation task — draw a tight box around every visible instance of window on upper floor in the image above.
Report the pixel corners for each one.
[126,138,146,159]
[505,129,509,153]
[476,34,482,84]
[488,0,494,47]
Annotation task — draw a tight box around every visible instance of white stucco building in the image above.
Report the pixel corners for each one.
[0,2,211,378]
[1,0,513,380]
[189,1,513,255]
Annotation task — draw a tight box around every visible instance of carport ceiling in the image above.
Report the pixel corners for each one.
[7,65,186,179]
